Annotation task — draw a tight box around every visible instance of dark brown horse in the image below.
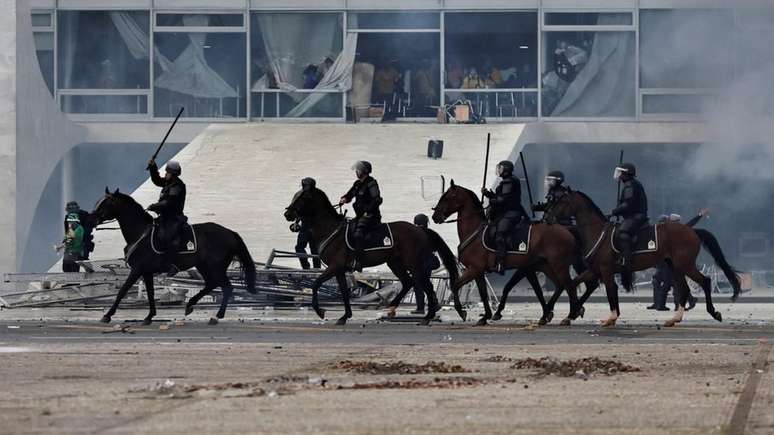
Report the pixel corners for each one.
[283,187,459,325]
[546,189,740,327]
[90,189,257,325]
[431,181,581,325]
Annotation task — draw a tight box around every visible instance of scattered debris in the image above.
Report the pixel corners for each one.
[130,379,265,399]
[102,324,134,334]
[511,357,640,378]
[480,355,513,363]
[159,324,170,331]
[331,360,470,375]
[337,377,487,390]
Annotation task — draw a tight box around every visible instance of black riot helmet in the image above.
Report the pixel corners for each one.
[545,170,565,188]
[301,177,316,191]
[413,213,429,228]
[496,160,514,177]
[352,160,372,177]
[65,201,80,214]
[614,162,637,180]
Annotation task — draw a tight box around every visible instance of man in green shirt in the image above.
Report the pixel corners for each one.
[62,213,85,272]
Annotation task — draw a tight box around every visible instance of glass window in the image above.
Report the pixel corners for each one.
[642,94,714,115]
[444,12,538,90]
[544,12,632,26]
[31,12,52,28]
[250,13,343,118]
[154,31,246,118]
[640,9,734,89]
[347,12,439,30]
[541,31,635,117]
[57,11,150,90]
[33,32,54,95]
[444,91,537,120]
[353,32,440,118]
[156,13,243,27]
[60,94,148,114]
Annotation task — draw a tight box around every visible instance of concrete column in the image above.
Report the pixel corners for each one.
[0,0,17,279]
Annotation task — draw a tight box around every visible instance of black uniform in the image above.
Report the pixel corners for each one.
[611,177,648,267]
[533,184,571,225]
[483,174,526,267]
[148,164,187,250]
[343,175,382,262]
[294,219,321,269]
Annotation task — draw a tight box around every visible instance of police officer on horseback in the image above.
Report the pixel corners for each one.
[481,160,526,273]
[147,159,187,276]
[532,170,570,224]
[611,162,648,273]
[339,160,382,272]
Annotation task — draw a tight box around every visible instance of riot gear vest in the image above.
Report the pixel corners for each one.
[613,178,648,219]
[345,176,382,219]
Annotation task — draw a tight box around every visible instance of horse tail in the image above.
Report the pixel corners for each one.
[620,269,634,293]
[693,228,741,300]
[423,228,459,289]
[231,231,257,294]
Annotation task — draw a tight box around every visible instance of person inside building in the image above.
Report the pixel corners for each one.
[648,209,708,311]
[302,64,320,89]
[411,213,441,315]
[291,177,322,270]
[482,160,526,274]
[373,60,399,107]
[611,162,649,277]
[63,201,94,260]
[147,159,187,276]
[339,161,382,272]
[61,213,85,272]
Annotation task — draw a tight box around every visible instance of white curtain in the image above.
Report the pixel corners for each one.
[154,15,238,99]
[109,12,173,72]
[285,33,358,117]
[551,14,635,117]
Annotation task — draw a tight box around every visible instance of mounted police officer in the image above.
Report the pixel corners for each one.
[611,162,648,274]
[291,177,322,269]
[532,170,569,224]
[339,161,383,272]
[147,159,187,276]
[482,160,526,273]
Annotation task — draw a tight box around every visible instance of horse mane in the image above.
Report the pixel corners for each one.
[314,188,344,221]
[573,190,607,221]
[114,192,153,224]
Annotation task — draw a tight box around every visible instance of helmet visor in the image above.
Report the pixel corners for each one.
[545,176,560,188]
[613,167,627,180]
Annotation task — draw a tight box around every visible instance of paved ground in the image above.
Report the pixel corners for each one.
[0,303,772,434]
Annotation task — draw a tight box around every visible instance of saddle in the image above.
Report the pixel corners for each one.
[482,223,532,255]
[344,222,394,252]
[151,223,198,255]
[611,223,659,254]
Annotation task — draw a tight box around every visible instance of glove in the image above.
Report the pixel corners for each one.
[532,202,545,211]
[289,222,301,232]
[481,188,494,198]
[339,196,348,205]
[147,203,161,213]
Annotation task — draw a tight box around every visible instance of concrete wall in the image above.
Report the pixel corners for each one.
[0,0,16,279]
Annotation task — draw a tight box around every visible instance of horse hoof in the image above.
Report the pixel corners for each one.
[664,319,678,328]
[386,307,397,319]
[546,312,555,324]
[476,317,488,326]
[459,310,468,322]
[100,315,111,324]
[185,306,193,316]
[142,318,152,326]
[492,313,502,321]
[314,308,326,320]
[712,311,723,322]
[208,318,218,326]
[419,319,431,326]
[335,317,348,326]
[538,317,548,326]
[600,318,617,327]
[578,306,586,319]
[560,318,571,326]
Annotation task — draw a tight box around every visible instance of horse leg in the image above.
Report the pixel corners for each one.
[385,260,414,319]
[493,268,527,321]
[101,270,142,323]
[142,273,156,325]
[309,267,338,320]
[475,276,492,326]
[451,269,480,322]
[212,278,234,325]
[186,267,217,316]
[685,266,722,322]
[665,270,690,327]
[422,277,440,325]
[600,270,620,327]
[335,272,352,325]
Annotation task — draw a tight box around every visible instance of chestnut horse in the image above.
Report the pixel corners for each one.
[431,181,581,325]
[546,189,740,327]
[284,187,459,325]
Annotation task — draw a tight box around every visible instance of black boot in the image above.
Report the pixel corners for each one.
[618,235,634,286]
[163,240,180,277]
[495,239,507,275]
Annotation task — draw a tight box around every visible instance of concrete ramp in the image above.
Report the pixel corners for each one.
[93,123,525,266]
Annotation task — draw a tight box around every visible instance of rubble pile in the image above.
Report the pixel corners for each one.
[331,360,470,375]
[511,357,640,378]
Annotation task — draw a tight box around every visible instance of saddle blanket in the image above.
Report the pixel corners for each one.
[611,223,659,254]
[345,222,394,252]
[482,223,532,255]
[151,223,198,255]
